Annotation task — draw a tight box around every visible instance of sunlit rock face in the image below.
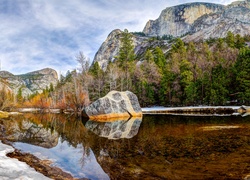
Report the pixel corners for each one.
[186,3,250,41]
[83,91,142,120]
[0,71,32,96]
[85,117,142,139]
[93,29,122,70]
[143,2,224,37]
[92,29,168,71]
[1,120,59,148]
[93,1,250,71]
[0,68,58,96]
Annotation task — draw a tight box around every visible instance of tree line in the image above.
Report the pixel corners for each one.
[81,30,250,107]
[56,30,250,108]
[1,30,250,111]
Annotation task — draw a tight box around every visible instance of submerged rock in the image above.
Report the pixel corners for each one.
[83,91,142,120]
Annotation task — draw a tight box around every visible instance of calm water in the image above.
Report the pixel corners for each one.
[0,113,250,179]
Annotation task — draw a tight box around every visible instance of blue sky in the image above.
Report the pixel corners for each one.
[0,0,236,75]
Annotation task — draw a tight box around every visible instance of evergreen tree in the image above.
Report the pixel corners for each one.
[89,62,101,77]
[118,29,135,66]
[153,46,165,70]
[209,65,230,105]
[144,49,154,63]
[49,83,54,92]
[234,48,250,103]
[16,87,23,103]
[117,29,136,90]
[225,31,235,48]
[235,34,245,49]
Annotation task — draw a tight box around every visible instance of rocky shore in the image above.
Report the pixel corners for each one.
[1,140,78,180]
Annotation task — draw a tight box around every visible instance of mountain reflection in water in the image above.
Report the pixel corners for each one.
[0,113,250,179]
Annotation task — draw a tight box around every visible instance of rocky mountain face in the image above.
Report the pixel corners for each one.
[93,0,250,68]
[186,2,250,41]
[94,29,168,70]
[93,29,122,70]
[0,68,58,96]
[143,2,225,37]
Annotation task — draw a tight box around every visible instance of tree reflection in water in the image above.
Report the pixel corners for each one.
[1,114,250,179]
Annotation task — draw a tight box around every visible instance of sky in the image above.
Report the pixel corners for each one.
[0,0,236,75]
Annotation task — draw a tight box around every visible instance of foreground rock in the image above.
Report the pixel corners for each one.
[83,91,142,120]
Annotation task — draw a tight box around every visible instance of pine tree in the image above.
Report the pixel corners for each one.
[144,49,154,63]
[153,46,165,70]
[234,48,250,103]
[118,29,135,66]
[117,29,136,90]
[225,31,235,48]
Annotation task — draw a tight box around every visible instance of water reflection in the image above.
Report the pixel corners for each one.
[14,138,109,180]
[0,116,59,148]
[0,113,109,179]
[0,113,250,179]
[85,117,142,139]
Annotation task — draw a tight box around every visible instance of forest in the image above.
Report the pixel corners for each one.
[1,30,250,110]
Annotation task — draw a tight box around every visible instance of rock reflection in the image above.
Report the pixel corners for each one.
[85,117,142,139]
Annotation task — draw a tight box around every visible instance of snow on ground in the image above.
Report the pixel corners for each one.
[0,141,51,180]
[142,106,241,112]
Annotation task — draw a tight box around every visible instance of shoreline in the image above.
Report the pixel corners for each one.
[0,140,80,180]
[142,106,250,116]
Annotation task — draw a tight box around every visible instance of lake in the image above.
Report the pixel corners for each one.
[0,113,250,179]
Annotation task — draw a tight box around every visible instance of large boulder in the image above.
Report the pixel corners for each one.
[83,91,142,120]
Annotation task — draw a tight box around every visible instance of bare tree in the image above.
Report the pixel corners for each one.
[106,63,119,91]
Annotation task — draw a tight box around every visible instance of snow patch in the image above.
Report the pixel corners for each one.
[0,141,51,180]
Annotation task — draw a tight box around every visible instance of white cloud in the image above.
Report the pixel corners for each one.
[0,0,240,75]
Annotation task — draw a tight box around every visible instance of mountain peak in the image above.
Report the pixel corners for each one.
[0,68,58,96]
[93,0,250,70]
[143,2,224,37]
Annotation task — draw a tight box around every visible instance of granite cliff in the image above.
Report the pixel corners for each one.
[93,0,250,68]
[0,68,58,97]
[143,2,224,37]
[94,29,168,70]
[186,2,250,41]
